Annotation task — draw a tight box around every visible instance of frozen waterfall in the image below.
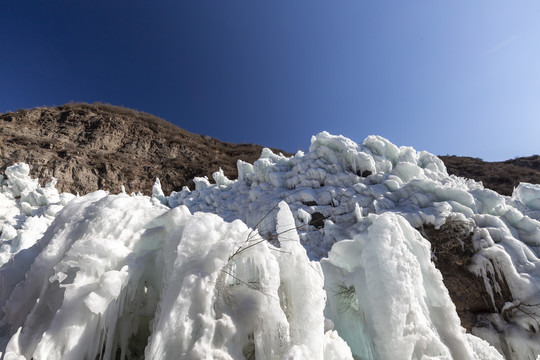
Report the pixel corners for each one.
[1,132,540,359]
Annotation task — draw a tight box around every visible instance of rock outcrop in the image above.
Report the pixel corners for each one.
[440,155,540,196]
[0,103,288,195]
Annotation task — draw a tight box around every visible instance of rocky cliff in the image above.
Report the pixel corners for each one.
[0,103,287,195]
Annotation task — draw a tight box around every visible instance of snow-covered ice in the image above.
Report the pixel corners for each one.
[1,132,540,359]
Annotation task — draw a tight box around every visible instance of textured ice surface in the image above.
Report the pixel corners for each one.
[322,213,501,360]
[0,167,351,359]
[1,132,540,359]
[0,163,74,267]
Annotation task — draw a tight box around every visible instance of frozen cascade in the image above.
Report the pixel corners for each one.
[322,213,502,360]
[0,166,351,359]
[0,132,540,359]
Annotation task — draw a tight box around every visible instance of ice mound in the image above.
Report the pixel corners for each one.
[0,170,351,359]
[0,163,74,267]
[322,212,502,360]
[145,202,350,360]
[1,132,540,359]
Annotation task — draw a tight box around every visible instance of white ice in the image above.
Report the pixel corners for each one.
[1,132,540,359]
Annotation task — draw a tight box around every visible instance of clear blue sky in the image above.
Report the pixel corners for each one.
[1,1,540,161]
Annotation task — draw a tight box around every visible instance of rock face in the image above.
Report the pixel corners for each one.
[440,155,540,196]
[420,217,512,331]
[0,103,288,195]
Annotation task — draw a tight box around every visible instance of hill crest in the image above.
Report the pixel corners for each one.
[2,103,539,197]
[0,103,288,195]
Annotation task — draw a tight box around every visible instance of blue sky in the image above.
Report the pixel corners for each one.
[1,1,540,161]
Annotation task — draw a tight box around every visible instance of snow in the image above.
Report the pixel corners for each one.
[0,132,540,359]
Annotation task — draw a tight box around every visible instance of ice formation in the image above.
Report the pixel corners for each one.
[0,132,540,359]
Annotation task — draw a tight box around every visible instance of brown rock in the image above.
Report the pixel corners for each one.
[440,155,540,196]
[0,103,290,195]
[420,217,512,331]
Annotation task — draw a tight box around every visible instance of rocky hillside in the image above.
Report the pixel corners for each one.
[0,103,289,195]
[1,103,539,197]
[440,155,540,196]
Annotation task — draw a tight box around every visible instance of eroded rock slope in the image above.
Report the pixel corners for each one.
[0,103,286,195]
